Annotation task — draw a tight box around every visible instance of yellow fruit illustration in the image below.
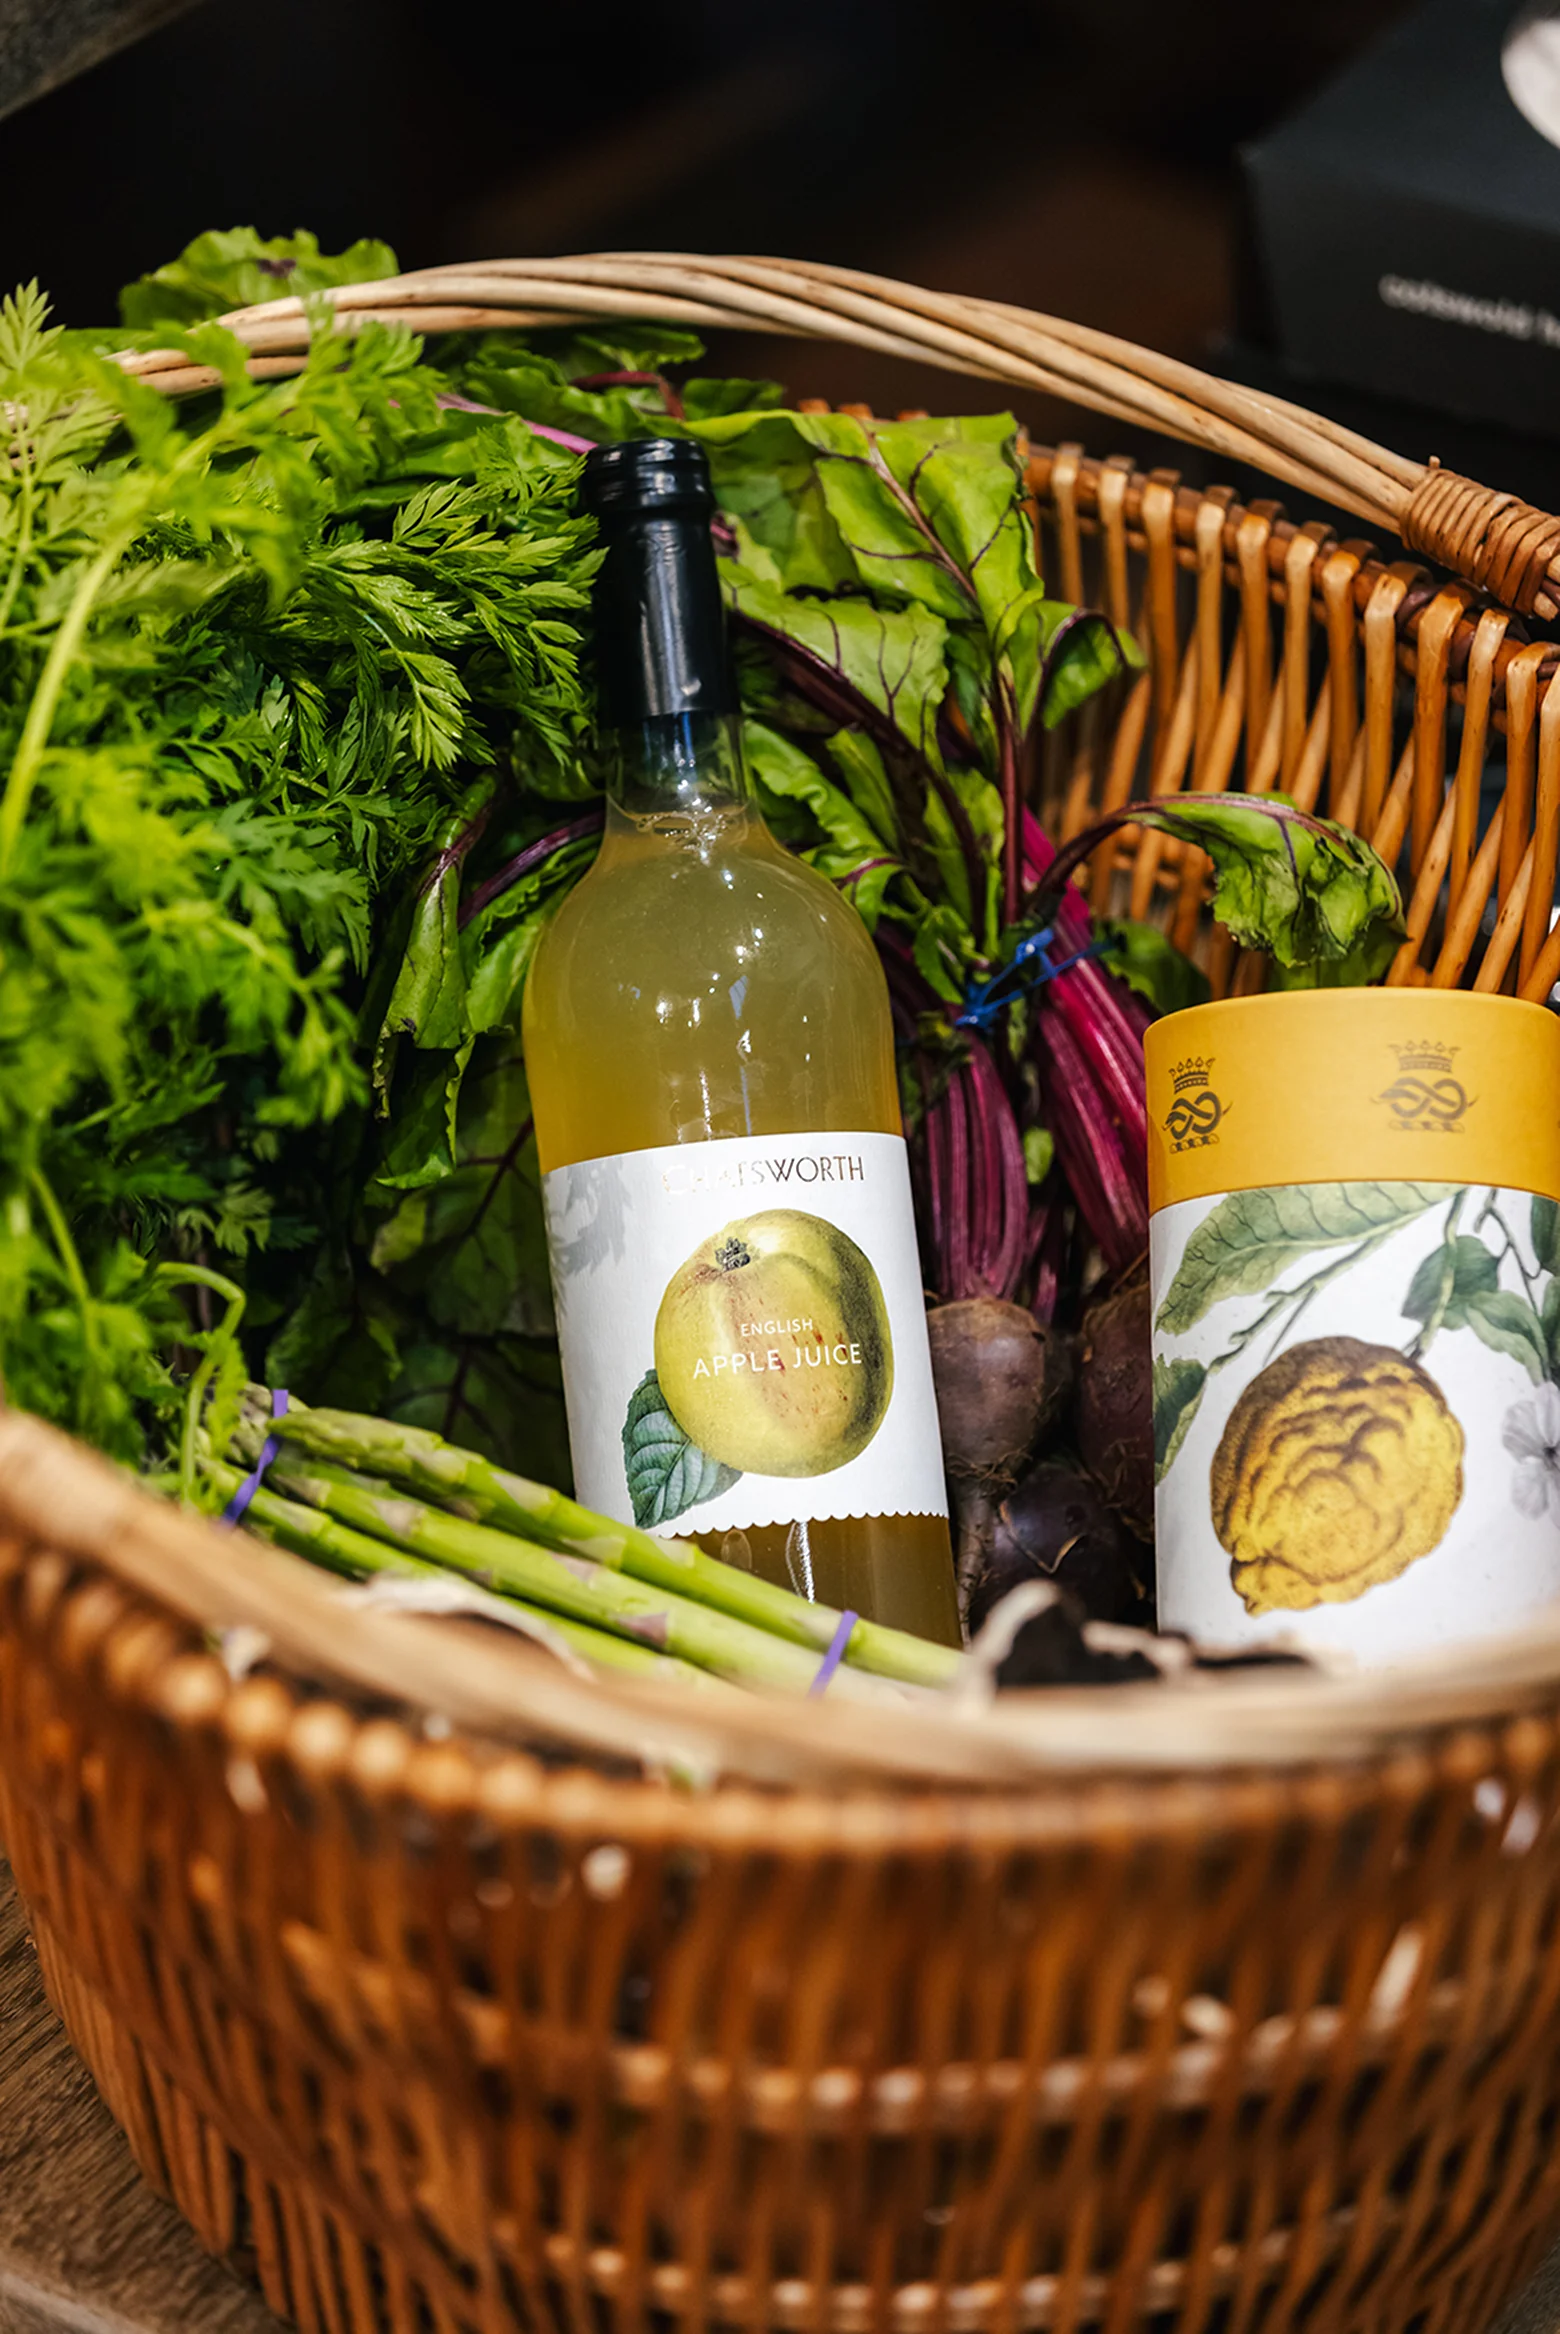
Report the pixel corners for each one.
[1211,1336,1464,1614]
[655,1209,893,1477]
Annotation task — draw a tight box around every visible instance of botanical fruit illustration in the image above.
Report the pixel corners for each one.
[654,1208,893,1477]
[1211,1336,1464,1613]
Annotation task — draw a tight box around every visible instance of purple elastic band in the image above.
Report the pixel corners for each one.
[808,1609,858,1698]
[222,1389,290,1526]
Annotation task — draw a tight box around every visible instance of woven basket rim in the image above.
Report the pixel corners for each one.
[6,1406,1560,1796]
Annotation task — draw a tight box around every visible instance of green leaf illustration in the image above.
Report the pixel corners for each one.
[1533,1196,1560,1277]
[622,1369,741,1529]
[1544,1276,1560,1374]
[1459,1289,1549,1384]
[1153,1356,1206,1483]
[1157,1183,1456,1336]
[1402,1234,1498,1329]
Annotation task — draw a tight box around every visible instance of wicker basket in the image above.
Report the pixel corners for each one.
[8,254,1560,2334]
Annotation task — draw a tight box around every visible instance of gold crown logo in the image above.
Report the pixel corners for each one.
[1170,1056,1212,1093]
[1391,1040,1459,1078]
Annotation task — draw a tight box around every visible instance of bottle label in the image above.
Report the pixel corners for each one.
[1153,1179,1560,1661]
[542,1131,949,1536]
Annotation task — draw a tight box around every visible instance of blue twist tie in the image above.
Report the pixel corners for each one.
[955,928,1106,1031]
[809,1609,859,1697]
[222,1388,290,1526]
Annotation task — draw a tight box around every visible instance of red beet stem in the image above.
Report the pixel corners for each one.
[1034,1008,1149,1270]
[879,932,1034,1306]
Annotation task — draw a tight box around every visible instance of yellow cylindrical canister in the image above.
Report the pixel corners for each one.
[1145,990,1560,1661]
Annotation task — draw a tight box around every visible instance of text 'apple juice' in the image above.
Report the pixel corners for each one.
[523,438,960,1644]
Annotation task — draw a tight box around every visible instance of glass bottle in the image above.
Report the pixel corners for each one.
[524,438,958,1644]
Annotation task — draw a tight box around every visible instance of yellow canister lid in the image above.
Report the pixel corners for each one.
[1144,989,1560,1212]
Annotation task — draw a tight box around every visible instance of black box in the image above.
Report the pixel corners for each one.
[1244,0,1560,441]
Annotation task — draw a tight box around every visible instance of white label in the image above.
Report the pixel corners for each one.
[1153,1180,1560,1663]
[543,1130,948,1537]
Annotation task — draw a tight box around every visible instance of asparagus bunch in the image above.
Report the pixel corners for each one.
[216,1390,963,1701]
[201,1459,736,1698]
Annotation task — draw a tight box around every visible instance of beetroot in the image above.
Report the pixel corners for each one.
[1075,1263,1154,1540]
[927,1296,1070,1621]
[968,1460,1140,1633]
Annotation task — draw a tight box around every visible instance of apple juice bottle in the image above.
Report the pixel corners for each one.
[523,438,959,1645]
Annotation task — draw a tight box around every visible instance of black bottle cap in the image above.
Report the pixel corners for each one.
[581,437,715,521]
[583,438,736,726]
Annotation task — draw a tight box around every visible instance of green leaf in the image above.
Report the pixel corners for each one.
[681,376,785,421]
[722,554,949,769]
[371,871,470,1100]
[368,1039,553,1340]
[466,915,548,1036]
[387,1332,570,1481]
[1153,1356,1206,1482]
[1098,919,1211,1018]
[1533,1196,1560,1276]
[1038,607,1144,729]
[462,351,676,446]
[910,902,973,1004]
[1461,1289,1550,1383]
[1157,1183,1456,1335]
[266,1245,403,1415]
[461,828,598,1035]
[119,227,399,329]
[704,405,1132,743]
[745,720,901,880]
[1542,1274,1560,1372]
[1023,1126,1055,1185]
[369,1044,470,1193]
[924,763,1003,950]
[1096,795,1404,979]
[371,788,495,1101]
[823,728,900,852]
[799,410,1005,624]
[544,323,707,373]
[622,1369,740,1528]
[696,412,857,592]
[1402,1234,1498,1328]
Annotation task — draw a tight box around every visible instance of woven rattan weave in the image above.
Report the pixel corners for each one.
[6,255,1560,2334]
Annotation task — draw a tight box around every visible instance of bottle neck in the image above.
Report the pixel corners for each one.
[589,454,759,838]
[593,501,737,723]
[604,710,752,821]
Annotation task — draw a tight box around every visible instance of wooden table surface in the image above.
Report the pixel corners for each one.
[2,1854,1558,2334]
[0,1857,273,2334]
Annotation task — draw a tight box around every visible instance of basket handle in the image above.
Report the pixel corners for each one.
[1398,464,1560,616]
[118,251,1560,621]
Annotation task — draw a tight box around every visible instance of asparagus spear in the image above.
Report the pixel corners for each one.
[242,1391,961,1690]
[201,1459,733,1697]
[239,1444,911,1703]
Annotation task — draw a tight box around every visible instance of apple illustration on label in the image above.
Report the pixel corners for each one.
[654,1209,894,1477]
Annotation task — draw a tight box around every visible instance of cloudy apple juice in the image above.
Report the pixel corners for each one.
[523,440,958,1646]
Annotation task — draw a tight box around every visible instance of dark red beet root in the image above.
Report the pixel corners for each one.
[927,1298,1072,1623]
[968,1461,1140,1633]
[1075,1263,1154,1540]
[927,1298,1069,1482]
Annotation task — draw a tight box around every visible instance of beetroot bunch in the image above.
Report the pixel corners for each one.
[881,820,1156,1628]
